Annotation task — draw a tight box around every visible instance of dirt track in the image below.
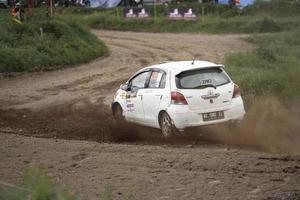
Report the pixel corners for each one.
[0,30,300,200]
[1,133,300,200]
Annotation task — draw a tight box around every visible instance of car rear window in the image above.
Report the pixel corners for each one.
[175,67,230,89]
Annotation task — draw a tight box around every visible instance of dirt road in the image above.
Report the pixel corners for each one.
[1,30,299,200]
[1,133,300,200]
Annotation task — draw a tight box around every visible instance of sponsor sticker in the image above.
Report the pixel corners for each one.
[120,92,127,99]
[126,100,135,112]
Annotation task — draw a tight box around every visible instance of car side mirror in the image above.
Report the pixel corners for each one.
[120,83,130,91]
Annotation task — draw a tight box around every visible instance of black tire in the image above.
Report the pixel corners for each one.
[159,112,177,138]
[112,104,124,122]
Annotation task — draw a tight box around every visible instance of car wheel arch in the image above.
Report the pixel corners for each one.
[112,102,123,115]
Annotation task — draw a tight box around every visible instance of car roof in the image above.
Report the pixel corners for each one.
[144,60,223,73]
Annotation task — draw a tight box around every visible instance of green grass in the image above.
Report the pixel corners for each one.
[225,28,300,103]
[0,168,137,200]
[0,9,108,72]
[0,168,80,200]
[85,14,299,33]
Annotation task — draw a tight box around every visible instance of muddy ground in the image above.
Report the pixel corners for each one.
[0,30,299,200]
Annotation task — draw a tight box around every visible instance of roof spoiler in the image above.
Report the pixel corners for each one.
[217,64,225,69]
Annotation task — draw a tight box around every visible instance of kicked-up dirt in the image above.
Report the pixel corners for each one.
[0,30,299,200]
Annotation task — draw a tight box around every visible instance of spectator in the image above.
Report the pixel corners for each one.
[11,3,24,20]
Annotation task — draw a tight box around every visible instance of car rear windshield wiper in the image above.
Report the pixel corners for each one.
[192,84,217,89]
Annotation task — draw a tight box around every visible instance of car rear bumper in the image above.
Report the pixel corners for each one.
[166,97,245,130]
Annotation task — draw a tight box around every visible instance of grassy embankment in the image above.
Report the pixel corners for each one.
[225,28,300,104]
[0,9,108,72]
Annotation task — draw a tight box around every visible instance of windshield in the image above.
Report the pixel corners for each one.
[175,67,230,89]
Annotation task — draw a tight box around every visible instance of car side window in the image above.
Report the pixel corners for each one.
[130,71,150,90]
[159,73,166,88]
[149,71,166,88]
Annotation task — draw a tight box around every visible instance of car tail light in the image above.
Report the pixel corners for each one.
[171,91,188,105]
[232,84,241,98]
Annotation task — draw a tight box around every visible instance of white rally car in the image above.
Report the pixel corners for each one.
[112,60,245,137]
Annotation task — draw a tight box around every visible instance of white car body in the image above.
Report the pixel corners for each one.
[112,60,245,133]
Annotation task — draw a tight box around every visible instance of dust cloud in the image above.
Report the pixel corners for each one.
[202,97,300,154]
[0,97,299,154]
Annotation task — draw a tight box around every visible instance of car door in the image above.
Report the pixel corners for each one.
[142,69,167,126]
[125,70,151,124]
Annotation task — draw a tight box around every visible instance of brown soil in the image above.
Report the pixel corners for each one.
[0,30,299,200]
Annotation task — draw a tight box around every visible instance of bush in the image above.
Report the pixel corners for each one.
[0,168,138,200]
[0,10,108,72]
[0,168,80,200]
[225,28,300,103]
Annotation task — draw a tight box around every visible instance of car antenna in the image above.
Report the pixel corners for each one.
[191,58,195,65]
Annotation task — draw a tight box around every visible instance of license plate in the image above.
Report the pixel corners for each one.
[202,111,224,121]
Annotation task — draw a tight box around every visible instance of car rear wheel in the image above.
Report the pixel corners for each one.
[113,104,124,122]
[159,112,176,138]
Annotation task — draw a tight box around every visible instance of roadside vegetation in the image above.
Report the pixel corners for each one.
[0,9,108,72]
[0,168,136,200]
[225,28,300,104]
[59,0,300,33]
[0,168,80,200]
